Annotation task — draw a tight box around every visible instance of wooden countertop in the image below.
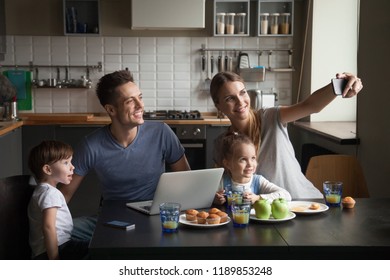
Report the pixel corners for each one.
[292,121,359,145]
[0,120,23,136]
[0,113,231,136]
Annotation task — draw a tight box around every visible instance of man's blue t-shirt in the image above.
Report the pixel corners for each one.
[72,122,185,201]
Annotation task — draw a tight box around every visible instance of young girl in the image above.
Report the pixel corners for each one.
[214,132,291,205]
[27,140,89,260]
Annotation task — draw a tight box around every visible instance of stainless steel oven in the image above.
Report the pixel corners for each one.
[143,110,207,170]
[168,124,207,170]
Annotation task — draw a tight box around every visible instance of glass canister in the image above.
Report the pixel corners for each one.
[270,13,280,34]
[260,13,269,34]
[280,13,290,34]
[236,12,246,34]
[216,12,226,34]
[226,13,236,34]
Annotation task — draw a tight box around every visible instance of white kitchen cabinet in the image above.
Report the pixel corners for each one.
[131,0,205,30]
[213,0,250,36]
[63,0,100,35]
[257,0,294,36]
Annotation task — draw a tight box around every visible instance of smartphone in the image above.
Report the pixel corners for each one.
[331,78,348,96]
[104,220,135,230]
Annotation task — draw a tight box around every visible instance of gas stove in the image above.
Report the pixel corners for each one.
[143,110,203,120]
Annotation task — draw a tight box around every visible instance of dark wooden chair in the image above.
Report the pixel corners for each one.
[0,175,34,259]
[305,155,370,198]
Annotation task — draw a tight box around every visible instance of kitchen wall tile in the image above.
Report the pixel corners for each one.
[122,37,138,54]
[69,37,86,53]
[103,62,122,73]
[104,37,121,54]
[69,90,88,113]
[157,89,173,99]
[14,36,32,65]
[69,52,87,65]
[86,37,104,54]
[140,55,156,63]
[173,81,190,89]
[104,54,121,64]
[157,63,173,72]
[140,72,156,81]
[139,63,156,72]
[87,90,104,113]
[139,80,156,90]
[122,54,138,63]
[157,55,173,63]
[157,98,173,108]
[157,80,173,89]
[157,72,173,81]
[87,53,104,65]
[52,90,70,106]
[139,38,156,54]
[34,90,52,106]
[174,98,190,109]
[8,35,292,113]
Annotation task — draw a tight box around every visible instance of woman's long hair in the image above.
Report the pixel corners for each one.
[210,71,261,153]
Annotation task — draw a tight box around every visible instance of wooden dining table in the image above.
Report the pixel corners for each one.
[88,198,390,260]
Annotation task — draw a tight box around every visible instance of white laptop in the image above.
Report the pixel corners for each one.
[126,168,224,215]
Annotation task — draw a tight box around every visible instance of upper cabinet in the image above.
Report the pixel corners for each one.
[257,0,293,36]
[212,0,293,37]
[63,0,100,35]
[213,0,250,36]
[131,0,205,30]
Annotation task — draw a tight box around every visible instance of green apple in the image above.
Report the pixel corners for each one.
[271,198,289,219]
[253,199,271,219]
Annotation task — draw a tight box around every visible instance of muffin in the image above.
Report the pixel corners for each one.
[185,209,199,222]
[208,208,221,215]
[206,214,221,224]
[197,211,209,224]
[342,196,356,209]
[216,211,228,223]
[309,203,320,210]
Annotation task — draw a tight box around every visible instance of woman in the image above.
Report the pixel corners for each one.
[210,71,363,199]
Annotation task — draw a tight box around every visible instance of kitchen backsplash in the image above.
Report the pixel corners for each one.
[1,35,293,114]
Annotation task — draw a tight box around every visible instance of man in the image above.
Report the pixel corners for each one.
[60,70,190,204]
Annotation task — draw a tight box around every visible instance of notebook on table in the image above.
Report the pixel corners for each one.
[126,168,224,215]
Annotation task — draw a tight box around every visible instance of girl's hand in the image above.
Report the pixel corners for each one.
[213,190,226,205]
[336,72,363,98]
[243,192,259,204]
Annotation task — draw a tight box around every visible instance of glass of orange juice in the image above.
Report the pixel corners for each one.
[323,181,343,207]
[160,202,181,233]
[231,201,251,228]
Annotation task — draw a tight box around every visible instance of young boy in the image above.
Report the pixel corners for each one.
[27,140,89,260]
[214,132,291,205]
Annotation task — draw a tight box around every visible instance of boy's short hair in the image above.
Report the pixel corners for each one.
[28,140,73,182]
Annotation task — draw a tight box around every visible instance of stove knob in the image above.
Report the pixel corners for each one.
[193,128,201,136]
[181,130,187,136]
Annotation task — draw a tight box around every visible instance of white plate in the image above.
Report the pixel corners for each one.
[288,201,329,214]
[249,209,296,223]
[178,214,231,228]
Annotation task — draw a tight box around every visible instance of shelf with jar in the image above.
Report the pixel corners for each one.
[213,0,250,36]
[63,0,100,35]
[257,0,293,36]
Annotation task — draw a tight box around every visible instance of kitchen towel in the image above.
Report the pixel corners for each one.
[3,70,27,100]
[3,70,32,110]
